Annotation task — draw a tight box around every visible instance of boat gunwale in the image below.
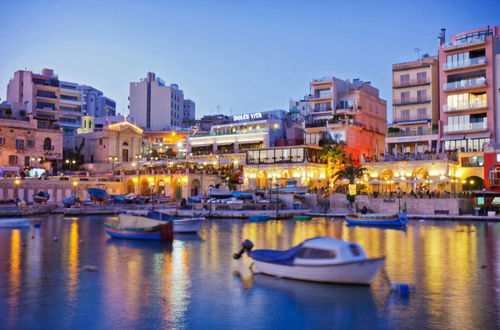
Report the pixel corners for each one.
[251,256,386,268]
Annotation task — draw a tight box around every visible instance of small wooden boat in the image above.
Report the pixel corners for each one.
[88,188,108,202]
[248,215,270,222]
[0,218,30,227]
[33,191,50,203]
[345,211,408,226]
[126,210,205,234]
[233,237,385,285]
[293,215,312,221]
[105,212,173,241]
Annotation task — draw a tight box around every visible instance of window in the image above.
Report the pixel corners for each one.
[43,137,52,150]
[0,137,5,145]
[400,92,410,103]
[417,90,427,101]
[349,244,361,257]
[417,108,427,118]
[15,139,25,150]
[417,72,427,83]
[27,140,35,148]
[24,156,30,166]
[400,74,410,85]
[8,155,18,165]
[401,109,410,121]
[297,248,336,259]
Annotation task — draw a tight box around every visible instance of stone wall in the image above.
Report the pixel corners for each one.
[330,193,473,215]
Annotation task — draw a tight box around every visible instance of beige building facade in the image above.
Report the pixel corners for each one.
[386,56,440,154]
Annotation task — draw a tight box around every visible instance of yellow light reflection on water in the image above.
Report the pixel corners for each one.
[8,229,22,322]
[67,221,79,301]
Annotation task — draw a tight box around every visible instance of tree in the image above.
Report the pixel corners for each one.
[332,165,366,211]
[320,144,346,189]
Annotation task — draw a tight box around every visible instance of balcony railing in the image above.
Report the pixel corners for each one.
[443,77,486,91]
[392,114,431,122]
[393,79,430,88]
[387,128,438,137]
[443,121,487,133]
[443,36,487,50]
[443,100,487,112]
[393,97,431,105]
[311,92,332,99]
[443,57,486,71]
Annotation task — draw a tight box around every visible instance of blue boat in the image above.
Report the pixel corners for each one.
[33,191,50,203]
[111,195,128,204]
[232,191,254,199]
[88,188,108,202]
[345,211,408,226]
[62,195,79,208]
[105,211,173,241]
[248,215,270,222]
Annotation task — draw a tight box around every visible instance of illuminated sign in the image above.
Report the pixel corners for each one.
[233,112,262,121]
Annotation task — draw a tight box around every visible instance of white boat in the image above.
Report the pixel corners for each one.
[233,236,385,285]
[0,218,31,227]
[269,178,309,194]
[172,217,205,233]
[208,187,233,198]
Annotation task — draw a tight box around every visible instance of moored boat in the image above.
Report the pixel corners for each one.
[0,218,30,227]
[127,210,205,234]
[88,188,108,202]
[269,179,309,194]
[62,196,79,208]
[345,211,408,226]
[208,187,233,199]
[248,215,270,222]
[293,215,312,221]
[233,236,385,285]
[33,191,50,203]
[105,212,173,241]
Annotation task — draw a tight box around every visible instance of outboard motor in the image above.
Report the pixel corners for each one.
[233,239,254,259]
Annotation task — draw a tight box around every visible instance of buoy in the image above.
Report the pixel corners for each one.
[83,265,98,271]
[53,236,59,241]
[391,283,411,297]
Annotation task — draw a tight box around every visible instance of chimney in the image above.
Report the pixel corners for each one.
[438,28,446,46]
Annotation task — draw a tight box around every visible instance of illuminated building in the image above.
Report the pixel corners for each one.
[243,146,328,189]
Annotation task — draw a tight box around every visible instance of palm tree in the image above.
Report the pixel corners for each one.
[320,145,346,185]
[332,165,366,184]
[332,165,366,211]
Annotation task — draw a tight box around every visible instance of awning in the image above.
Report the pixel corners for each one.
[440,135,465,141]
[466,132,491,139]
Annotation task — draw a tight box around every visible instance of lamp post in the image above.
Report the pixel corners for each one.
[73,181,78,197]
[109,156,118,176]
[397,186,402,212]
[275,183,280,219]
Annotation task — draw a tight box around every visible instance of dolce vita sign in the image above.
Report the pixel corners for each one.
[233,112,262,121]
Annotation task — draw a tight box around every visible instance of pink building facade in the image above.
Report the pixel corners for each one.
[438,26,500,152]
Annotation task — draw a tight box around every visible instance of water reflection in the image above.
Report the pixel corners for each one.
[0,216,497,329]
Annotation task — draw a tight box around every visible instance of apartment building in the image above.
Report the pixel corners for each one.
[6,68,116,135]
[304,77,387,163]
[0,103,62,176]
[386,55,440,153]
[129,72,196,130]
[438,26,500,152]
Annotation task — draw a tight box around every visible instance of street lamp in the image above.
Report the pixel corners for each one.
[109,156,119,175]
[73,181,78,197]
[397,186,402,212]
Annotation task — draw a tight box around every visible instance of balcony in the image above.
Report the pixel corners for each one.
[442,36,487,51]
[36,91,57,99]
[393,79,431,88]
[311,92,332,100]
[392,114,432,123]
[387,127,438,137]
[443,100,487,112]
[393,97,431,106]
[443,57,486,71]
[443,121,487,133]
[443,77,486,91]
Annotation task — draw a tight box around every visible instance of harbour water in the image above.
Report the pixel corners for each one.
[0,216,499,329]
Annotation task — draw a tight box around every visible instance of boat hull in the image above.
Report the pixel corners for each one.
[345,213,408,226]
[173,218,204,233]
[293,215,311,221]
[0,218,31,227]
[104,222,173,241]
[248,215,270,222]
[252,257,385,285]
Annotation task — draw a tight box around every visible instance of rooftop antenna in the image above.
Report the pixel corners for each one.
[414,48,422,60]
[216,105,221,115]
